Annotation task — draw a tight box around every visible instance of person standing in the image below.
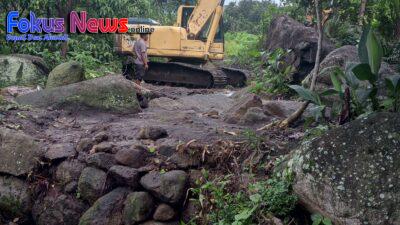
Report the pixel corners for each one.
[133,33,149,86]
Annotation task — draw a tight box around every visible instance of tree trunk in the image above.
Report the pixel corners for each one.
[258,0,324,130]
[58,0,73,58]
[396,18,400,39]
[284,0,324,125]
[359,0,368,25]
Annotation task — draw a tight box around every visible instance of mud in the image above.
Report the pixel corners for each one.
[1,84,259,156]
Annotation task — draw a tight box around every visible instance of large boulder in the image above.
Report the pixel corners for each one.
[264,15,334,82]
[153,204,176,221]
[86,152,116,170]
[303,45,398,95]
[263,100,313,118]
[16,75,141,114]
[0,54,48,87]
[79,188,130,225]
[138,126,168,141]
[0,128,43,176]
[46,61,85,88]
[0,176,32,220]
[140,170,188,205]
[281,113,400,225]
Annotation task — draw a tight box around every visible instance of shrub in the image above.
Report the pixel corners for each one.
[224,32,262,69]
[250,48,295,95]
[290,26,400,123]
[191,172,298,225]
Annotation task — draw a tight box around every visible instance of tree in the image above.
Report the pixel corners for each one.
[258,0,324,130]
[358,0,367,25]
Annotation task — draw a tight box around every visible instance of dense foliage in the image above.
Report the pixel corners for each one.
[190,171,298,225]
[224,0,288,35]
[224,32,262,68]
[0,0,180,78]
[290,26,400,124]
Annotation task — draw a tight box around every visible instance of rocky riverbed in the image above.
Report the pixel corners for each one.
[0,78,305,225]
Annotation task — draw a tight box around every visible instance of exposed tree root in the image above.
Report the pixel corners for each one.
[258,101,310,131]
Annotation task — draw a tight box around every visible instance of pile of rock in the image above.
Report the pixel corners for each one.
[78,169,187,225]
[0,125,203,225]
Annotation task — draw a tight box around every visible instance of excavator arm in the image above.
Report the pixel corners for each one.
[187,0,224,39]
[185,0,224,59]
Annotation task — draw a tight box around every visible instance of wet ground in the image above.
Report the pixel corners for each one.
[0,84,257,153]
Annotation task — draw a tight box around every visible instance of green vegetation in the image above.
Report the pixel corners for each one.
[224,32,262,68]
[224,0,279,35]
[0,196,23,218]
[290,26,400,122]
[241,129,264,151]
[250,49,295,95]
[311,214,332,225]
[190,171,298,225]
[0,0,180,78]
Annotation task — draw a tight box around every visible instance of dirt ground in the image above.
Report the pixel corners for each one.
[1,84,248,148]
[1,83,302,169]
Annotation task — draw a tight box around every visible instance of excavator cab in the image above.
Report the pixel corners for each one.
[177,5,224,43]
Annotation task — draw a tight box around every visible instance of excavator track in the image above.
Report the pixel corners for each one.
[144,61,247,88]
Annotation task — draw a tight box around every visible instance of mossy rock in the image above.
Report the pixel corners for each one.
[16,75,141,114]
[0,54,48,88]
[0,176,32,220]
[77,167,107,204]
[46,61,85,89]
[123,192,155,224]
[279,112,400,225]
[0,128,43,176]
[79,188,129,225]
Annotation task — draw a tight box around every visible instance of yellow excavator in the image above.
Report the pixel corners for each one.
[114,0,248,88]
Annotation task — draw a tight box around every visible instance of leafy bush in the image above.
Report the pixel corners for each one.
[324,18,360,46]
[250,48,295,95]
[311,214,332,225]
[224,32,262,69]
[191,172,298,225]
[242,129,264,151]
[224,0,280,35]
[290,26,400,122]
